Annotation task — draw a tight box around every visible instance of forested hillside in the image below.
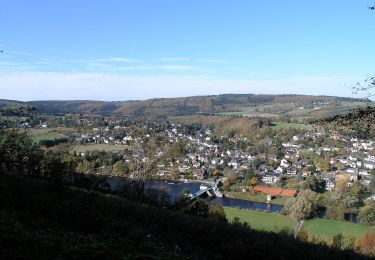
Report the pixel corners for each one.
[0,94,368,117]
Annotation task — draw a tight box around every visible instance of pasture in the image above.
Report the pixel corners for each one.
[224,207,296,233]
[303,218,375,239]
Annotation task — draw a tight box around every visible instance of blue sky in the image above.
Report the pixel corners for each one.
[0,0,374,100]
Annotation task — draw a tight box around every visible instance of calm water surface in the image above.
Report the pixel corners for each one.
[107,177,283,213]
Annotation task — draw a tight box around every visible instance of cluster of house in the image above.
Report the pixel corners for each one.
[159,126,375,192]
[66,121,375,193]
[70,127,149,145]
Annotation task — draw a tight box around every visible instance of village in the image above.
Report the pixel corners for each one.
[54,117,375,202]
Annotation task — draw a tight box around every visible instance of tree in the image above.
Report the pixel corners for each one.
[0,129,42,175]
[227,172,237,184]
[359,201,375,225]
[41,153,68,182]
[350,181,365,197]
[76,160,95,174]
[113,161,126,176]
[175,197,209,218]
[321,157,331,172]
[341,235,356,251]
[222,179,231,191]
[171,168,180,180]
[208,203,227,221]
[300,175,326,193]
[324,192,361,221]
[370,169,375,193]
[333,233,343,249]
[283,189,320,221]
[335,174,350,192]
[357,232,375,256]
[250,177,258,186]
[212,169,221,177]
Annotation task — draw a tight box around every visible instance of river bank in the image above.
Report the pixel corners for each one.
[225,191,289,205]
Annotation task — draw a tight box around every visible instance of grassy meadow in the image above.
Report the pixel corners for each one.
[225,207,375,240]
[224,207,296,233]
[303,218,375,239]
[29,128,71,143]
[226,191,289,205]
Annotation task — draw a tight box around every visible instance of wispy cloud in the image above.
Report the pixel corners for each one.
[159,65,196,71]
[6,50,33,56]
[116,64,198,72]
[0,61,21,66]
[36,58,53,65]
[87,62,112,68]
[68,57,141,64]
[199,59,228,64]
[104,57,141,63]
[116,65,156,71]
[159,57,190,62]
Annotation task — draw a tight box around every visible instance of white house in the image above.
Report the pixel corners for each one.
[347,168,359,174]
[364,161,375,170]
[325,179,335,191]
[280,159,290,168]
[262,175,279,184]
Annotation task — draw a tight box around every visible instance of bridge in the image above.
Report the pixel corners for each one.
[189,178,224,200]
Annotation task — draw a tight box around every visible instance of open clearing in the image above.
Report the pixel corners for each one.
[303,218,375,239]
[32,133,67,143]
[29,127,72,143]
[224,207,296,233]
[226,191,288,205]
[224,207,375,239]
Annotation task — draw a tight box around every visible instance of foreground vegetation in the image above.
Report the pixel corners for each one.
[0,174,369,259]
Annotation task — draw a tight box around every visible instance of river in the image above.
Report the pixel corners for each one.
[106,177,284,213]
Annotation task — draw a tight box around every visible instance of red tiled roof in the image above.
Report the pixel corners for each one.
[254,186,297,197]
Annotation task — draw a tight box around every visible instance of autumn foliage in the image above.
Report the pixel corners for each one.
[357,232,375,256]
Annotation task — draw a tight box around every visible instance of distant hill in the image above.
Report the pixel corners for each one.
[0,99,33,110]
[0,94,369,117]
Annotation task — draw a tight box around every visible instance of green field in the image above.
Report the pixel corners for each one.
[224,207,375,239]
[224,207,296,233]
[71,144,130,153]
[226,191,288,205]
[29,128,71,143]
[303,218,375,239]
[32,133,67,143]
